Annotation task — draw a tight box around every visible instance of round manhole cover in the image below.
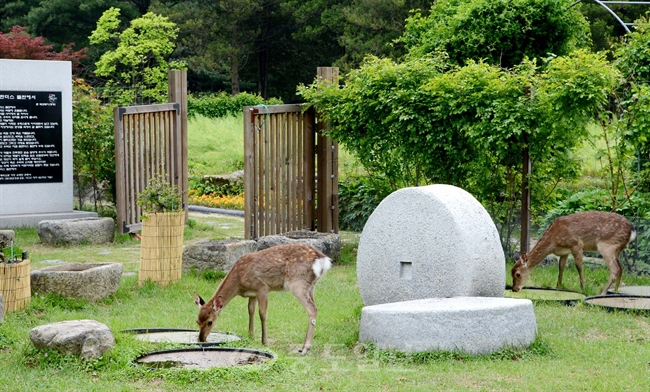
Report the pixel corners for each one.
[504,286,585,305]
[135,347,276,369]
[608,286,650,296]
[123,328,241,346]
[584,295,650,312]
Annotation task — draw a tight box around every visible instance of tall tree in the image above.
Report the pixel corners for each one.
[89,7,185,104]
[156,0,261,96]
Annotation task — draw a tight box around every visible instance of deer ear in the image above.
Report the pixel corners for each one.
[520,253,528,265]
[193,292,205,307]
[215,296,224,311]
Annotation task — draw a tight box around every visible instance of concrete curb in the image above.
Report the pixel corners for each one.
[188,205,244,217]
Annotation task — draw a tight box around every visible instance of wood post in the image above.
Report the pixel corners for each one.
[316,67,339,234]
[168,70,189,224]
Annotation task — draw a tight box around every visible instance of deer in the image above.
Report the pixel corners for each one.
[193,243,332,355]
[511,211,636,295]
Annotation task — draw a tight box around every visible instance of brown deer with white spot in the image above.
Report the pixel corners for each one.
[511,211,636,295]
[193,243,331,354]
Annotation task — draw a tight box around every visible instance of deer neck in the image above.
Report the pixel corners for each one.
[210,273,240,308]
[525,234,556,269]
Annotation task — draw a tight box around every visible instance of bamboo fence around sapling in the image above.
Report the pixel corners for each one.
[139,211,184,286]
[0,259,31,312]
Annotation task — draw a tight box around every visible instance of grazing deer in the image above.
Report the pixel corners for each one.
[511,211,636,295]
[193,243,331,354]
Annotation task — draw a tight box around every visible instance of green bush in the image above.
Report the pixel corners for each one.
[188,92,282,119]
[338,176,393,232]
[189,175,244,197]
[136,175,183,214]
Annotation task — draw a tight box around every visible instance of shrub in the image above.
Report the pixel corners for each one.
[136,175,183,214]
[338,176,392,232]
[188,92,282,119]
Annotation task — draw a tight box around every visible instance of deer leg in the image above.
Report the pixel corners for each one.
[289,282,318,355]
[571,248,585,293]
[598,245,622,295]
[247,296,257,339]
[557,255,569,289]
[257,291,269,345]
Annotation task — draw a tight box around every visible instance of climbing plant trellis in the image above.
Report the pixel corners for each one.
[570,1,650,33]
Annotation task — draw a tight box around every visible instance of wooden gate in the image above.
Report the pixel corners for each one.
[244,104,338,239]
[114,103,187,234]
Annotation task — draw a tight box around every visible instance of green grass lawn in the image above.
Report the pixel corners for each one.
[187,114,365,179]
[2,214,650,391]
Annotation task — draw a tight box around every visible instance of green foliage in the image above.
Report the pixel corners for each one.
[189,175,244,197]
[300,50,617,254]
[72,78,116,211]
[89,7,186,105]
[338,176,392,232]
[187,92,282,119]
[402,0,590,68]
[0,245,23,262]
[136,174,183,213]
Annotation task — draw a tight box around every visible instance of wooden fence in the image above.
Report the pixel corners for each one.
[114,71,188,234]
[114,103,186,234]
[243,104,338,239]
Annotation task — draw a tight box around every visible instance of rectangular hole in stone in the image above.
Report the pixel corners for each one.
[400,262,412,280]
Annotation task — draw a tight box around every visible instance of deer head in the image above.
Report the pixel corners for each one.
[511,253,530,292]
[194,292,223,342]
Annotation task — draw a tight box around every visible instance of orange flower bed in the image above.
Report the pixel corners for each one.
[189,190,245,210]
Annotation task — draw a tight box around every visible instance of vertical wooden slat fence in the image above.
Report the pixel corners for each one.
[114,103,185,234]
[245,105,310,239]
[244,103,337,240]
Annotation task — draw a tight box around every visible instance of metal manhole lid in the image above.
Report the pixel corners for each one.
[135,347,276,369]
[122,328,241,346]
[584,295,650,311]
[608,286,650,297]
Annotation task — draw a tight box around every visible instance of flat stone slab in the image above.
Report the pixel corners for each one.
[38,217,115,245]
[359,297,537,355]
[31,262,123,302]
[30,319,115,360]
[357,184,505,306]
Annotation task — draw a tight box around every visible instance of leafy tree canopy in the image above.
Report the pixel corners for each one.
[401,0,591,68]
[0,25,86,71]
[89,7,186,105]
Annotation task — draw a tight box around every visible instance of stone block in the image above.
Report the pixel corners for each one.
[30,319,114,360]
[359,297,537,355]
[357,184,505,306]
[183,240,258,273]
[0,230,15,246]
[38,217,115,245]
[31,263,123,302]
[257,230,341,262]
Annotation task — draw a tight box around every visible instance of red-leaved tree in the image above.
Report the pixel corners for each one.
[0,26,86,72]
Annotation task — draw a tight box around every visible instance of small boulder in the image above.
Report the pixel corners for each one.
[38,218,115,245]
[256,230,341,262]
[183,239,257,273]
[30,320,114,360]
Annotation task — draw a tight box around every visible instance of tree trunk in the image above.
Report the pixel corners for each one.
[230,25,241,95]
